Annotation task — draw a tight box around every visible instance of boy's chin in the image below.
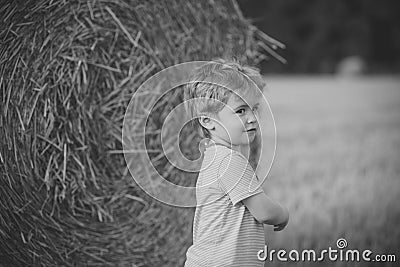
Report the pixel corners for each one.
[247,135,257,143]
[238,138,255,146]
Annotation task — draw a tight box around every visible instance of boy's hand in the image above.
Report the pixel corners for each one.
[273,206,289,231]
[273,222,287,231]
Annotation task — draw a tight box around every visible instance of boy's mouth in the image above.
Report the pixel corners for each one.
[246,128,257,133]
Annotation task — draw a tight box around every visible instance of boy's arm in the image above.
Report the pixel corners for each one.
[242,192,289,231]
[217,151,288,231]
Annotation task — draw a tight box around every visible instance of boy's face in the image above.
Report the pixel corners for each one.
[209,91,260,147]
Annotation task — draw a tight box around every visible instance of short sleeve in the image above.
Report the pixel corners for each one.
[217,152,263,206]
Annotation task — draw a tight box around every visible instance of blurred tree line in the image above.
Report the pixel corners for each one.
[238,0,400,73]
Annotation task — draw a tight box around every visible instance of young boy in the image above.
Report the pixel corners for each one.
[183,59,289,266]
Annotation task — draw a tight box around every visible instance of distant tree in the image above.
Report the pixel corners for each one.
[238,0,400,73]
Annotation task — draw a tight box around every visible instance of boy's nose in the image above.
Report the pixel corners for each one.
[247,112,257,123]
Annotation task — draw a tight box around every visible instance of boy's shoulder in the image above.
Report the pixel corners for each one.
[202,144,250,170]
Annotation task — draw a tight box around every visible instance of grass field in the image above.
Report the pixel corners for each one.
[259,75,400,267]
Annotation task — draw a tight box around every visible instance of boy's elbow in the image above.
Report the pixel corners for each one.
[254,204,285,225]
[256,213,279,225]
[249,207,279,224]
[243,193,286,225]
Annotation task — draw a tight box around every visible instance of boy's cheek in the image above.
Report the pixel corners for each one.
[249,134,261,169]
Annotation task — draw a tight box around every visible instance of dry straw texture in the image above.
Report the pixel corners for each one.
[0,0,283,266]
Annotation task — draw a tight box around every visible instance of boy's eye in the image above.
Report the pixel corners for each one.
[236,108,246,115]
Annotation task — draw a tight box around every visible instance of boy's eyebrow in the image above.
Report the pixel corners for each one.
[232,102,260,112]
[233,104,247,110]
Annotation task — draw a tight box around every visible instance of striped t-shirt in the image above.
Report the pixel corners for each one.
[184,144,265,267]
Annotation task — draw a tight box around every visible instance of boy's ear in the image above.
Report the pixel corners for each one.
[199,115,215,130]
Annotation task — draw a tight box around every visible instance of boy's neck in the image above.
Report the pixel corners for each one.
[208,136,250,160]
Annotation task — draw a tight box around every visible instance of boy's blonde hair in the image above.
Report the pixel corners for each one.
[184,58,265,138]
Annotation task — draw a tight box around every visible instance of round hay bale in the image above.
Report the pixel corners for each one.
[0,0,283,266]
